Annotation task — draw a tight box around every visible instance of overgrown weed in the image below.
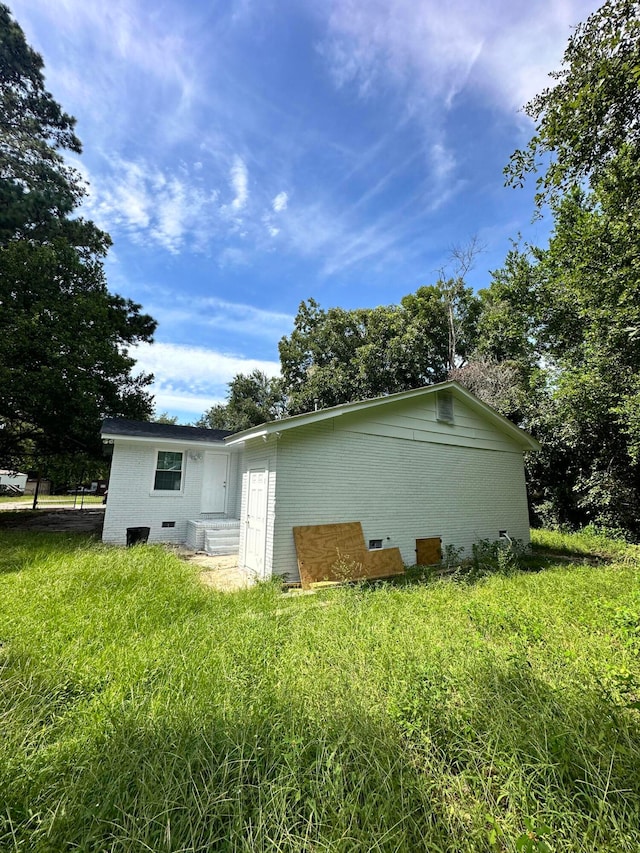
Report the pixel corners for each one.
[1,529,639,851]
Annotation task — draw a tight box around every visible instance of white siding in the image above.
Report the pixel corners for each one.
[102,440,240,546]
[227,451,242,518]
[271,419,530,582]
[237,438,277,579]
[336,395,521,452]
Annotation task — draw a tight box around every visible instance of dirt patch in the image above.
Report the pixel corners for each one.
[199,566,250,592]
[0,508,105,534]
[167,547,250,592]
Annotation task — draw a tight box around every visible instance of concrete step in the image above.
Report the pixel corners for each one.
[203,519,241,529]
[205,545,240,556]
[206,534,240,547]
[205,525,240,556]
[187,518,240,551]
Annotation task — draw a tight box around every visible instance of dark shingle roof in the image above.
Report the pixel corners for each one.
[101,418,232,443]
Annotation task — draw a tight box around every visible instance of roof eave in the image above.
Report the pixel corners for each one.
[223,380,540,450]
[101,432,229,449]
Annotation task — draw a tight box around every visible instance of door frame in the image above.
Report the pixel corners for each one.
[243,464,268,577]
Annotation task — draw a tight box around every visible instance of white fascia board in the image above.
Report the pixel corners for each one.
[447,383,542,451]
[101,433,229,451]
[224,430,268,447]
[224,386,441,444]
[224,380,540,451]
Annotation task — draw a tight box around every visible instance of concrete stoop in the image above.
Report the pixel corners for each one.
[186,518,240,556]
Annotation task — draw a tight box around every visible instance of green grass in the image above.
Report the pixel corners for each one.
[531,526,639,561]
[1,532,639,852]
[0,494,104,506]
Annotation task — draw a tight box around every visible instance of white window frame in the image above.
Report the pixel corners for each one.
[151,449,185,495]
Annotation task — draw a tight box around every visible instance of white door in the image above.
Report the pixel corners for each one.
[201,453,228,513]
[245,468,268,575]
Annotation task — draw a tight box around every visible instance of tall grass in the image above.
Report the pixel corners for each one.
[1,531,639,851]
[531,525,639,561]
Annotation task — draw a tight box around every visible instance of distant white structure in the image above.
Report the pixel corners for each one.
[0,470,28,493]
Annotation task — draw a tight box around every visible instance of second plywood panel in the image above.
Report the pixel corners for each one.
[293,521,404,588]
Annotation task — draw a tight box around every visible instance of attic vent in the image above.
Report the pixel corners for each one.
[436,390,454,423]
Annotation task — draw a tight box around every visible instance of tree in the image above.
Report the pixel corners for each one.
[0,6,156,466]
[197,371,285,433]
[505,0,640,204]
[496,0,640,534]
[505,0,640,206]
[481,189,640,531]
[279,282,480,415]
[0,238,155,464]
[451,246,546,421]
[448,358,523,417]
[0,4,84,243]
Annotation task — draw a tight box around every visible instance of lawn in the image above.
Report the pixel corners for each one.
[0,494,105,506]
[1,531,639,852]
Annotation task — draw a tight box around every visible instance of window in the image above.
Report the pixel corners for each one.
[154,451,183,491]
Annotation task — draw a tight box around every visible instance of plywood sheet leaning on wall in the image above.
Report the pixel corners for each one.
[293,521,404,589]
[364,547,405,580]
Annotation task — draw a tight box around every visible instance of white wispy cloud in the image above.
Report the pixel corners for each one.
[13,0,200,144]
[276,193,425,276]
[318,0,601,113]
[430,142,456,183]
[80,156,219,254]
[142,293,294,342]
[229,156,249,211]
[133,341,280,386]
[272,191,289,212]
[132,341,281,417]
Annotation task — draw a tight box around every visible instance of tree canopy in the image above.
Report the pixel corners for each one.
[0,6,156,467]
[494,0,640,532]
[505,0,640,206]
[0,3,84,243]
[197,371,285,433]
[279,281,480,415]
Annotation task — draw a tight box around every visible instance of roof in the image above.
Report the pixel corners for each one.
[224,380,541,451]
[101,418,232,444]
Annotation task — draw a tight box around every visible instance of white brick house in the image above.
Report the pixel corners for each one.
[101,381,540,582]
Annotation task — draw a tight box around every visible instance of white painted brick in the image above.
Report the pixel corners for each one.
[271,420,531,582]
[102,441,241,546]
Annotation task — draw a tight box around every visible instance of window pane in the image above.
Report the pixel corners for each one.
[157,451,182,471]
[154,452,183,490]
[154,470,182,491]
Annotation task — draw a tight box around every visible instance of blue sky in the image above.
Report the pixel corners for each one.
[12,0,600,422]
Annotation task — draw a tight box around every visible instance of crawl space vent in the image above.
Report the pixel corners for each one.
[436,391,454,423]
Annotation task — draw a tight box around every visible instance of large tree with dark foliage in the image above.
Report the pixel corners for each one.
[505,0,640,206]
[0,5,156,467]
[279,282,480,415]
[489,0,640,533]
[197,371,285,433]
